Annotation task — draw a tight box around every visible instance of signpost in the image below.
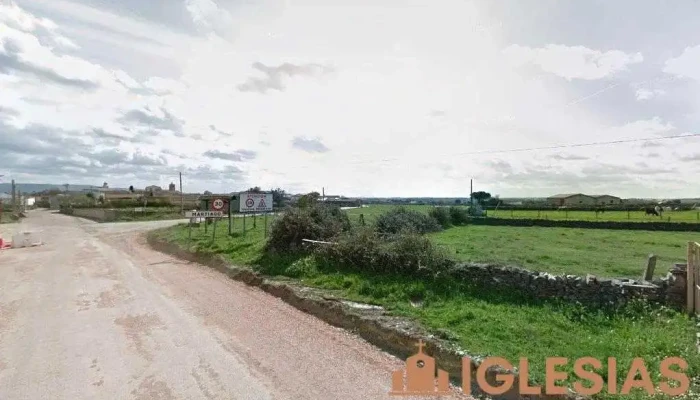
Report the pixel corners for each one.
[239,192,273,213]
[237,192,273,236]
[185,211,225,218]
[185,210,226,245]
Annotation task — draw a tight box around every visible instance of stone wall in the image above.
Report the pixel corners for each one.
[448,262,689,310]
[469,217,700,232]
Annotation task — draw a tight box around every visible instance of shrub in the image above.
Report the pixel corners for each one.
[428,207,451,228]
[315,228,453,278]
[265,204,351,253]
[374,207,442,235]
[449,206,469,225]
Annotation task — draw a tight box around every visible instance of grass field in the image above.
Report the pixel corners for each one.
[431,226,693,277]
[152,221,700,398]
[346,204,700,223]
[346,205,694,277]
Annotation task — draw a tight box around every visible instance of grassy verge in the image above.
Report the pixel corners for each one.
[151,221,700,399]
[0,212,20,224]
[113,208,184,222]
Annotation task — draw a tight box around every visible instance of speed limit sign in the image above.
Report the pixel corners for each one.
[212,198,225,211]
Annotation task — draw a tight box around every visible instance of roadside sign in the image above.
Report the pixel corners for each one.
[185,210,225,218]
[211,198,225,211]
[239,192,273,213]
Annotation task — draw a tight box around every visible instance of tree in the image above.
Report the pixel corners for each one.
[297,192,320,208]
[247,186,262,193]
[129,185,134,193]
[203,190,212,195]
[485,195,501,207]
[470,191,491,206]
[271,188,286,208]
[454,199,462,205]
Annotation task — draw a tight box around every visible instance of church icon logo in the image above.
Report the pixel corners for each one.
[390,340,450,396]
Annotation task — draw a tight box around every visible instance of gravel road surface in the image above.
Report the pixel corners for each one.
[0,210,469,400]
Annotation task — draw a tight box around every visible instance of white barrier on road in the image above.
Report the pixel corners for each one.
[10,231,43,249]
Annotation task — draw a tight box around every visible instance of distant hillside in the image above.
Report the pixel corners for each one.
[0,183,96,194]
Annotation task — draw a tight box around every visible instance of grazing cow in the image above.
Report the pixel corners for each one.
[644,207,660,216]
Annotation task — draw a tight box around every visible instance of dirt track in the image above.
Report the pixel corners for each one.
[0,210,468,400]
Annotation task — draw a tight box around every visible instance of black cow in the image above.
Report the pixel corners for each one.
[644,207,660,216]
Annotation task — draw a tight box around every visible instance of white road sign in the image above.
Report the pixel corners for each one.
[185,210,225,218]
[239,192,273,213]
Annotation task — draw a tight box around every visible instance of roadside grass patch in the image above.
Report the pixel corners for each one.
[113,208,184,222]
[0,212,20,224]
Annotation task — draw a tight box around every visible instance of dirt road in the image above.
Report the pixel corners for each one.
[0,211,468,400]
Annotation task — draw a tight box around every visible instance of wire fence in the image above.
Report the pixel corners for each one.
[485,209,700,223]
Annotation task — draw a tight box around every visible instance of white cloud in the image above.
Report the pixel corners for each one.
[184,0,239,40]
[663,45,700,81]
[634,88,666,100]
[503,44,644,80]
[0,1,78,50]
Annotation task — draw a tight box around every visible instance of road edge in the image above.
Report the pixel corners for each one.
[145,231,584,400]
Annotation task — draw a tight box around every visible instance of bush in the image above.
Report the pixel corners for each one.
[374,207,442,235]
[265,204,351,253]
[449,206,469,225]
[428,207,451,228]
[34,200,50,208]
[316,228,453,278]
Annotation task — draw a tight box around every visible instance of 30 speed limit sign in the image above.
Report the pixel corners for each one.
[211,198,225,211]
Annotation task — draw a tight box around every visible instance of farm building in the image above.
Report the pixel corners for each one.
[547,193,623,207]
[546,193,597,206]
[592,195,623,205]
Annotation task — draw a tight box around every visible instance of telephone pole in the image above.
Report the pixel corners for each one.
[179,172,184,214]
[470,178,473,212]
[0,175,3,221]
[11,179,17,214]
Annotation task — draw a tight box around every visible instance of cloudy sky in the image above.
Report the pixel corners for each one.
[1,0,699,197]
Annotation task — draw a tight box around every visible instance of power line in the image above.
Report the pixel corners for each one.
[287,132,700,170]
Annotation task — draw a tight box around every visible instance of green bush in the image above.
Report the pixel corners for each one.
[448,206,469,225]
[428,207,451,228]
[265,204,351,253]
[34,200,50,208]
[315,228,453,278]
[374,206,442,235]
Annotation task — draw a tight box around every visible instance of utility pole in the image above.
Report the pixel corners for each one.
[470,178,473,214]
[11,179,16,215]
[0,175,3,221]
[179,172,184,215]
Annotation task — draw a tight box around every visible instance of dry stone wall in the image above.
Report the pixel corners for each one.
[448,262,689,310]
